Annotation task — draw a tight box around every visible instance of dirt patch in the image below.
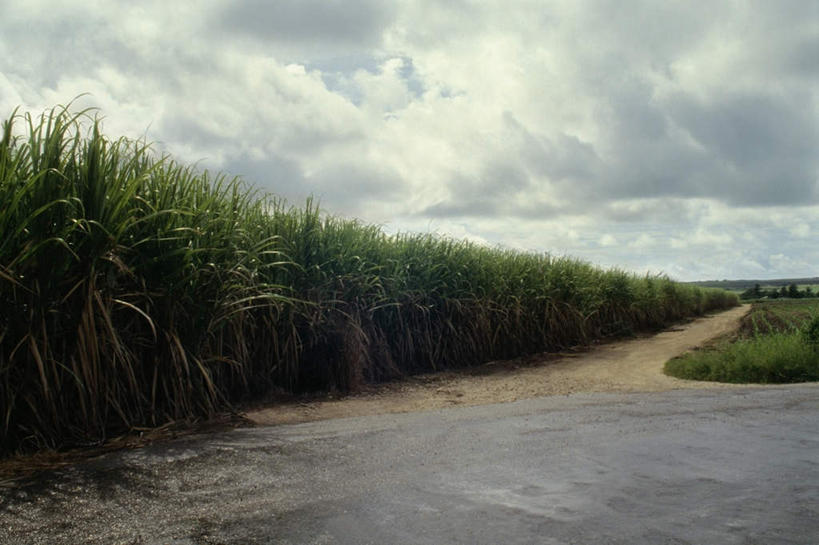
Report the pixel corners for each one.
[247,305,752,426]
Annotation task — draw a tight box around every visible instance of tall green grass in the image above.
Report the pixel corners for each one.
[0,105,739,454]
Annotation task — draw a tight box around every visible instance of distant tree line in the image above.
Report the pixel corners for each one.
[740,283,816,300]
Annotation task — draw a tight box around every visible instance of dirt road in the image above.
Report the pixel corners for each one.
[248,305,750,426]
[5,382,818,544]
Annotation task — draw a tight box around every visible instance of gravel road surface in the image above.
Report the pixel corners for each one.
[2,384,818,544]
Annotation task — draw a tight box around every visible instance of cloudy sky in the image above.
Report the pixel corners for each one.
[1,0,817,281]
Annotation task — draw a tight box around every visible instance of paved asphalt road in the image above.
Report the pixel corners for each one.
[2,385,818,544]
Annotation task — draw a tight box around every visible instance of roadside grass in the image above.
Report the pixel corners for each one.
[0,104,739,455]
[665,301,819,383]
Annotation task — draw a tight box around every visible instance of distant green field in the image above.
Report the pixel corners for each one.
[688,278,819,291]
[715,283,819,300]
[755,284,819,292]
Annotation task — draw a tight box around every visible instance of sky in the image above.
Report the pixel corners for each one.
[1,0,817,281]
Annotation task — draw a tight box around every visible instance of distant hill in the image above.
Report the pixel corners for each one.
[687,277,819,291]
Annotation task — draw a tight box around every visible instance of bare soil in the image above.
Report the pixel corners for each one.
[247,305,751,426]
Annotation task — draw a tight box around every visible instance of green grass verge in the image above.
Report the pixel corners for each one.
[665,333,819,383]
[665,301,819,383]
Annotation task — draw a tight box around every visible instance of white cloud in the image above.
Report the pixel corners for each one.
[628,233,655,249]
[790,224,811,238]
[599,234,617,247]
[1,0,816,281]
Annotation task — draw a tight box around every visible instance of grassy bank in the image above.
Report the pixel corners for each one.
[0,105,738,454]
[665,300,819,383]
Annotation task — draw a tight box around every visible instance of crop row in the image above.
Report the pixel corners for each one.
[0,106,738,454]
